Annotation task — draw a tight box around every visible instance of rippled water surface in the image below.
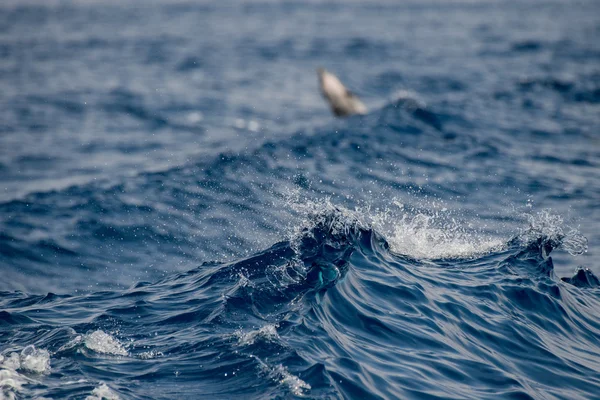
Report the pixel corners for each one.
[1,0,600,399]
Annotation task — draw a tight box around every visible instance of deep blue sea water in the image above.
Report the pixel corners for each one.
[1,0,600,398]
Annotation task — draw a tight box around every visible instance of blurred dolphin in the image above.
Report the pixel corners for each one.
[318,68,367,117]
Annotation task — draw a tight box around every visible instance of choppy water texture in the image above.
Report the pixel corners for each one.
[1,0,600,399]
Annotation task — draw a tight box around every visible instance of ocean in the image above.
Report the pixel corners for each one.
[1,0,599,398]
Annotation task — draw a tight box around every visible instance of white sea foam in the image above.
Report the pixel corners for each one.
[84,331,128,356]
[271,364,311,396]
[237,324,279,346]
[251,355,310,396]
[272,365,310,396]
[137,350,164,360]
[387,212,505,260]
[0,354,20,371]
[0,345,50,400]
[18,346,51,374]
[85,383,121,400]
[0,355,23,400]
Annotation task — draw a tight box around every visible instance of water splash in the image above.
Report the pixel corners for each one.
[288,198,367,245]
[85,383,121,400]
[387,211,504,259]
[84,331,128,356]
[521,209,588,256]
[237,325,280,346]
[287,196,504,260]
[18,346,51,374]
[271,364,311,396]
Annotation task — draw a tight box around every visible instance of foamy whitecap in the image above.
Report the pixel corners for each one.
[387,213,505,260]
[18,345,51,374]
[286,197,590,262]
[0,353,20,371]
[85,383,121,400]
[286,196,504,261]
[1,346,50,400]
[237,324,279,346]
[84,331,128,356]
[1,354,24,400]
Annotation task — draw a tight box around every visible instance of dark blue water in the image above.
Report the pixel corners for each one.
[1,1,600,398]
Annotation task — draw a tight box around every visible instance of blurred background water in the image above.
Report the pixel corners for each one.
[1,0,599,399]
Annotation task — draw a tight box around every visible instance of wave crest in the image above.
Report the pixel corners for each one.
[520,209,588,257]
